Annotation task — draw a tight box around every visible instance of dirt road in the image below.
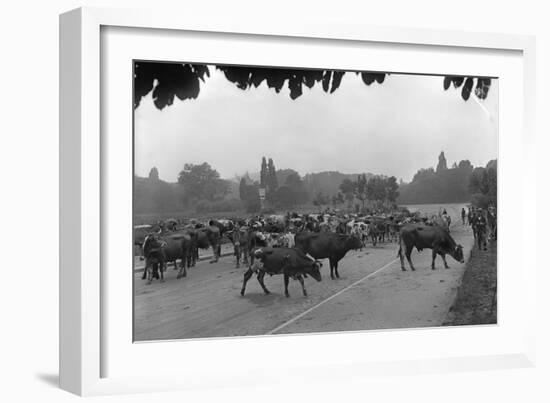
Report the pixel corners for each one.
[134,203,474,341]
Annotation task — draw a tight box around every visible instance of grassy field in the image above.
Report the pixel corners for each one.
[443,239,497,326]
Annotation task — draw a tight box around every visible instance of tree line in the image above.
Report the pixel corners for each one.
[397,152,497,207]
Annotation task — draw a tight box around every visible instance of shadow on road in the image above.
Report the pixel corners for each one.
[240,292,289,307]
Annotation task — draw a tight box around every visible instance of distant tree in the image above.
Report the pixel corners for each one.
[242,183,261,213]
[266,158,279,199]
[458,160,474,171]
[148,167,159,181]
[385,176,399,202]
[367,176,387,202]
[273,172,308,207]
[177,162,229,202]
[313,191,329,207]
[239,177,246,200]
[354,174,369,209]
[339,178,356,208]
[260,157,268,188]
[436,151,448,173]
[469,162,497,207]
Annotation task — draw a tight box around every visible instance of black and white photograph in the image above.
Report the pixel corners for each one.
[132,61,498,342]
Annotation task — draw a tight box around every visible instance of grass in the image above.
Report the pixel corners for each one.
[443,239,497,326]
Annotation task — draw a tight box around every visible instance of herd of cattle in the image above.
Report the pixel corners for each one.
[134,207,493,297]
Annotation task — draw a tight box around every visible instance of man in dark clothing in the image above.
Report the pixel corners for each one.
[461,207,466,225]
[472,210,488,251]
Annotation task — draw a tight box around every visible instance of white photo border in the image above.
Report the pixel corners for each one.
[59,7,537,396]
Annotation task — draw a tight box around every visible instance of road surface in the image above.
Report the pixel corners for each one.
[134,203,474,341]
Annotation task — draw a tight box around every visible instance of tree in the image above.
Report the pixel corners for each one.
[313,191,329,207]
[260,157,268,188]
[469,162,497,207]
[436,151,448,173]
[385,176,399,202]
[148,167,159,181]
[273,172,308,207]
[458,160,474,171]
[266,158,279,198]
[354,174,369,209]
[134,61,492,110]
[177,162,229,202]
[339,178,356,208]
[239,177,246,201]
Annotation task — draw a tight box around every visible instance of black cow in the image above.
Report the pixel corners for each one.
[398,224,464,271]
[141,231,193,281]
[141,235,166,284]
[295,232,362,279]
[240,247,322,297]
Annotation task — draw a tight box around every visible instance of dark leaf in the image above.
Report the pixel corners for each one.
[461,77,474,101]
[452,77,464,88]
[330,71,345,93]
[361,73,376,85]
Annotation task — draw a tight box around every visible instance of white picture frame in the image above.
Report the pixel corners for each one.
[60,6,537,396]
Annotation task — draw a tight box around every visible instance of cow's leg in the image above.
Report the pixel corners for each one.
[257,270,270,295]
[284,274,290,298]
[405,246,416,271]
[431,249,437,270]
[234,245,240,268]
[398,242,406,271]
[176,256,187,279]
[153,263,160,279]
[334,259,340,279]
[297,275,307,297]
[242,244,249,265]
[209,244,219,263]
[159,262,165,282]
[240,268,254,296]
[329,258,335,280]
[440,253,450,269]
[145,262,153,285]
[141,263,147,280]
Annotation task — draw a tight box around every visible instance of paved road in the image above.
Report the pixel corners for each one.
[134,203,474,341]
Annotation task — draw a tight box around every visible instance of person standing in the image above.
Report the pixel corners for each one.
[461,207,466,225]
[473,209,488,251]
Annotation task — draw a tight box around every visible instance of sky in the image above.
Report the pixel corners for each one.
[134,65,498,183]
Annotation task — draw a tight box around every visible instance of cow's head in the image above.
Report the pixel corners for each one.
[346,234,363,250]
[304,261,323,282]
[451,244,465,263]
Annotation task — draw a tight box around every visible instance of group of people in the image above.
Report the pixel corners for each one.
[461,205,497,251]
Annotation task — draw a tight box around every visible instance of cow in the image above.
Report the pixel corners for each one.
[141,235,166,284]
[295,232,362,279]
[398,224,464,271]
[134,224,154,260]
[141,231,193,281]
[240,247,322,297]
[367,219,386,246]
[191,225,222,264]
[227,226,251,268]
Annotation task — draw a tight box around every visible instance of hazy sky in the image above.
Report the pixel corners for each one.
[134,65,498,183]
